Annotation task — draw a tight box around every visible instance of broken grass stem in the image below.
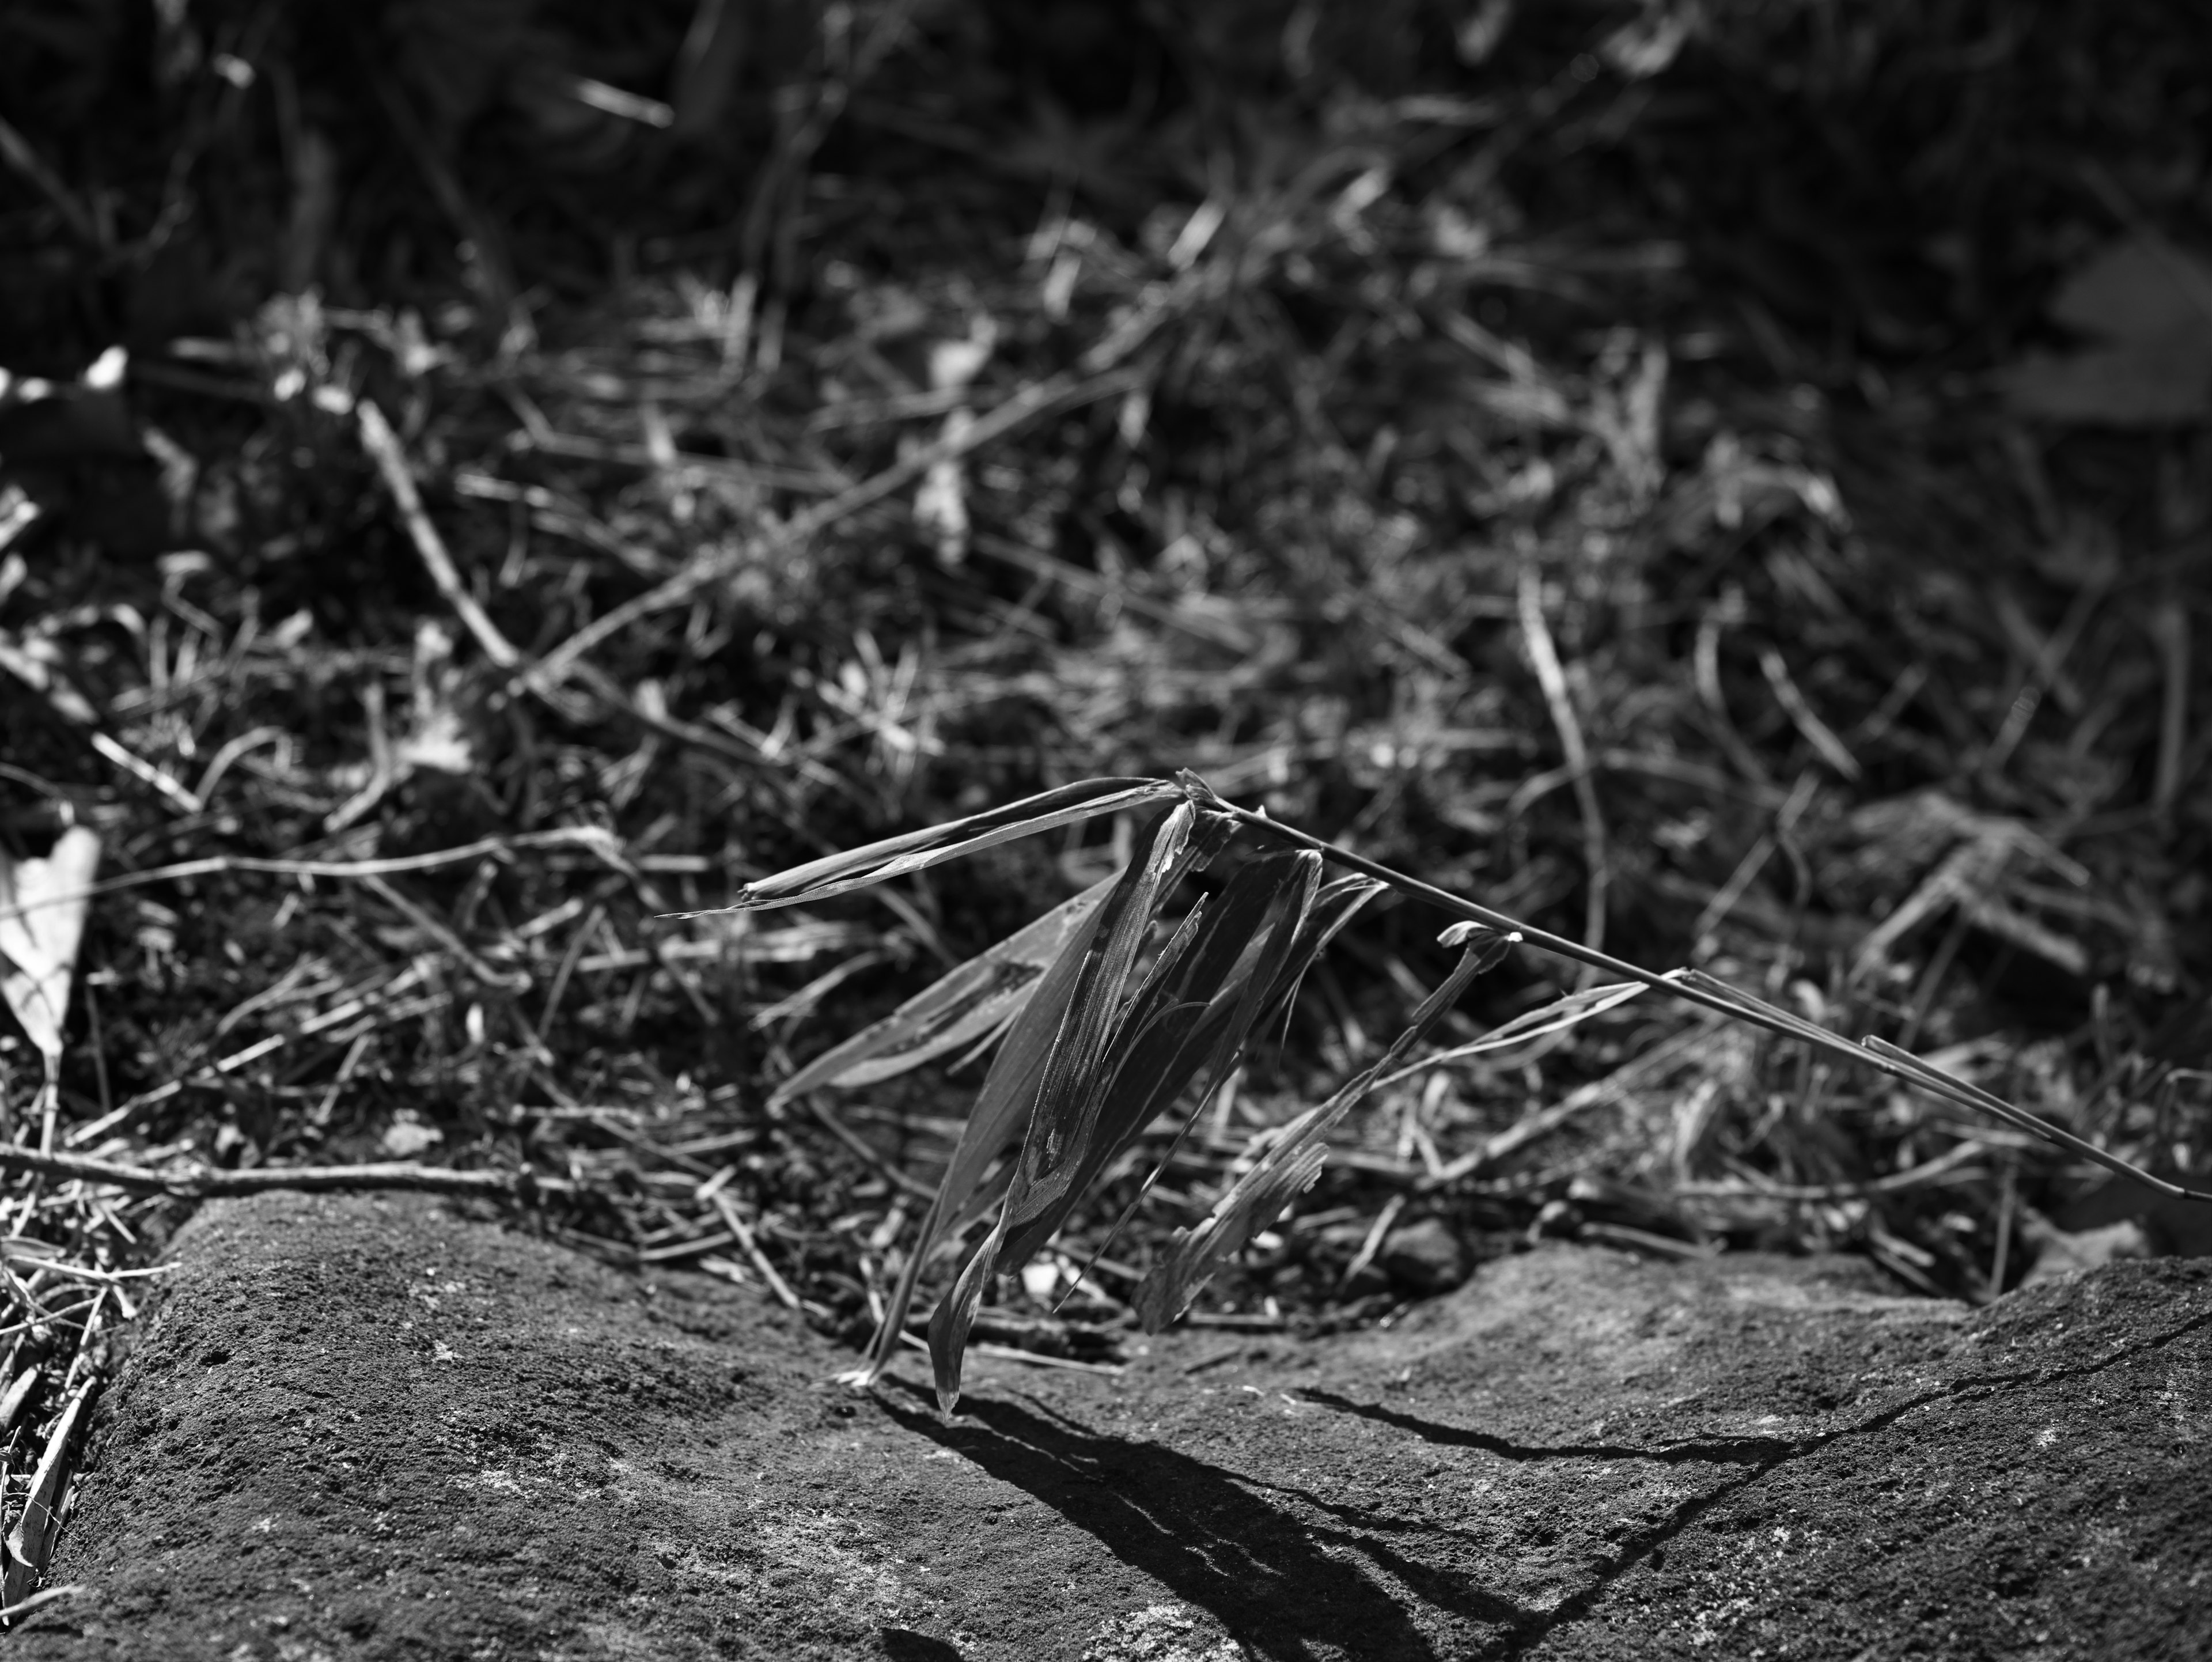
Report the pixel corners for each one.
[1215,801,2212,1209]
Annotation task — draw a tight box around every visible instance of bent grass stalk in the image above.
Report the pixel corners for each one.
[707,771,2211,1411]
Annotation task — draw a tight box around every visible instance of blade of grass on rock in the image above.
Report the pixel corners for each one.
[770,874,1118,1107]
[994,850,1325,1273]
[844,861,1117,1385]
[1055,868,1391,1307]
[927,802,1221,1409]
[854,801,1229,1388]
[1370,973,1677,1092]
[708,777,1182,912]
[1134,923,1516,1332]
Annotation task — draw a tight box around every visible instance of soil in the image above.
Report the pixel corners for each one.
[14,1192,2211,1661]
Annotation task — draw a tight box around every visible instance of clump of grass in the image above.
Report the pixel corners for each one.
[711,771,2212,1410]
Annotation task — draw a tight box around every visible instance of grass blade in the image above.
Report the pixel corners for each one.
[710,776,1183,911]
[1370,973,1673,1092]
[1046,869,1393,1300]
[844,860,1119,1385]
[927,802,1227,1408]
[769,874,1118,1106]
[1007,802,1225,1214]
[1861,1036,2212,1202]
[994,850,1325,1273]
[1133,925,1513,1331]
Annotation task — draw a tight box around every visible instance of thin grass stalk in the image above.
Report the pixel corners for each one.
[1208,794,2212,1207]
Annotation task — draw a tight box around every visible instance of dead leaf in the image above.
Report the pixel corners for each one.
[1601,0,1701,79]
[1999,236,2212,426]
[0,827,101,1072]
[380,1114,445,1159]
[2,1372,94,1603]
[1455,0,1516,65]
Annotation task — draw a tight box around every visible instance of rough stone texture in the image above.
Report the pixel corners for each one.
[14,1191,2212,1660]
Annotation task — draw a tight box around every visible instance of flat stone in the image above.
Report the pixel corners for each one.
[16,1191,2211,1660]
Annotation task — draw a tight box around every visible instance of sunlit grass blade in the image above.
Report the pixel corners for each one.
[923,1205,1010,1409]
[1133,924,1514,1332]
[1671,968,2212,1198]
[1008,801,1223,1213]
[993,850,1325,1274]
[1861,1036,2212,1202]
[707,776,1183,911]
[844,859,1119,1385]
[770,874,1118,1107]
[1044,869,1392,1303]
[929,802,1216,1408]
[1370,971,1679,1092]
[1252,873,1393,1036]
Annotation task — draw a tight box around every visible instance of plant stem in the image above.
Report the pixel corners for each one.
[1218,801,2212,1207]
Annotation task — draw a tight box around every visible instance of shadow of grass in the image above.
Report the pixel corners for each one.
[876,1379,1535,1660]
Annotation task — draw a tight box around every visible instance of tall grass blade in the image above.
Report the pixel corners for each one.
[1133,925,1514,1332]
[994,850,1325,1273]
[928,802,1220,1407]
[1012,802,1217,1205]
[844,858,1119,1385]
[1370,973,1676,1092]
[1049,867,1393,1309]
[770,874,1118,1106]
[1062,872,1389,1274]
[1861,1036,2212,1202]
[709,776,1183,911]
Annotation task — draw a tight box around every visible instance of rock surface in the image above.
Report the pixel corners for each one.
[14,1191,2212,1660]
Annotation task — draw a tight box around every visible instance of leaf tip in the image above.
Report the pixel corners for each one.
[1440,923,1520,975]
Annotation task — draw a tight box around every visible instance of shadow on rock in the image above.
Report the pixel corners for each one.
[877,1380,1533,1661]
[1296,1388,1805,1466]
[881,1629,964,1661]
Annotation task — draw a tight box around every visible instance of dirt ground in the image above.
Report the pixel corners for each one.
[12,1191,2209,1661]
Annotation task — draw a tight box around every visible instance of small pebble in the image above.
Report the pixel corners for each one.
[1381,1218,1469,1293]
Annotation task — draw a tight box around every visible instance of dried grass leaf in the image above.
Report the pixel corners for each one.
[844,855,1119,1385]
[927,802,1214,1407]
[853,800,1230,1390]
[769,874,1118,1106]
[1010,802,1211,1213]
[993,850,1326,1273]
[1132,925,1514,1332]
[1372,974,1663,1091]
[713,776,1182,911]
